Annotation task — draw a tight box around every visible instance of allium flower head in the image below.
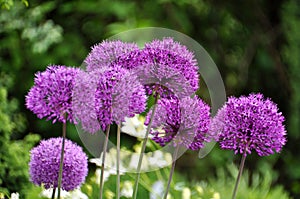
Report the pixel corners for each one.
[144,37,196,62]
[113,38,199,98]
[29,138,88,191]
[213,93,287,156]
[84,40,139,71]
[25,65,81,124]
[146,96,211,150]
[73,66,147,133]
[133,63,195,98]
[143,38,199,91]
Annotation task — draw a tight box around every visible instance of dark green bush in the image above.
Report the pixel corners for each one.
[0,73,40,197]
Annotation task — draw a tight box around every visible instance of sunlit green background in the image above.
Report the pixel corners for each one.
[1,0,299,198]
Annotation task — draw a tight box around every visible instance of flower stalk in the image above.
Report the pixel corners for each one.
[57,114,67,199]
[132,95,159,199]
[51,188,56,199]
[99,124,111,199]
[231,145,248,199]
[116,124,121,199]
[163,144,180,199]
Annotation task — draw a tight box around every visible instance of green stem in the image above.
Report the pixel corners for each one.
[116,124,121,199]
[57,115,67,199]
[163,145,180,199]
[155,169,164,183]
[132,95,159,199]
[99,124,111,199]
[51,188,56,199]
[128,173,154,194]
[231,148,247,199]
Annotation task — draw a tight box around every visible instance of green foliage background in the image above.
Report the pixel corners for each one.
[0,0,299,198]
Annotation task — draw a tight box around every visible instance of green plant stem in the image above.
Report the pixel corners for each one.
[99,124,111,199]
[232,149,247,199]
[128,173,154,194]
[163,145,180,199]
[51,188,56,199]
[116,124,121,199]
[132,95,159,199]
[57,115,67,199]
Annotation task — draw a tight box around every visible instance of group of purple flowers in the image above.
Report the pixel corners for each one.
[25,37,287,197]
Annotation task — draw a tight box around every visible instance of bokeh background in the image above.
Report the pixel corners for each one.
[0,0,299,198]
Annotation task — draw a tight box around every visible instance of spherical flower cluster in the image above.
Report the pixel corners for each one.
[25,65,81,124]
[29,138,88,191]
[188,98,211,150]
[143,37,199,92]
[146,96,211,150]
[146,97,180,146]
[112,37,199,98]
[73,66,147,133]
[84,40,139,72]
[133,63,194,98]
[72,70,101,133]
[213,93,287,156]
[144,37,196,63]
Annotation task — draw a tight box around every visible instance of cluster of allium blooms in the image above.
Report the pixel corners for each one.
[24,36,289,199]
[213,93,287,156]
[29,138,88,191]
[25,65,81,124]
[73,66,147,133]
[145,96,211,150]
[84,39,209,149]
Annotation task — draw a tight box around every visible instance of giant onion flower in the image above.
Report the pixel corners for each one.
[112,37,199,98]
[29,138,88,191]
[72,66,147,133]
[146,96,211,150]
[213,93,286,156]
[25,65,81,124]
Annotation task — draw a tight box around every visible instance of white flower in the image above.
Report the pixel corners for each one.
[39,188,87,199]
[150,180,164,199]
[90,148,127,183]
[148,151,169,168]
[39,188,70,198]
[11,193,19,199]
[211,192,220,199]
[121,115,147,138]
[94,168,110,184]
[90,148,127,172]
[128,153,149,171]
[67,189,88,199]
[182,187,191,199]
[120,181,133,198]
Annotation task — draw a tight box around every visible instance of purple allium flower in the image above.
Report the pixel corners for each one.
[25,65,81,124]
[29,137,88,191]
[113,37,199,98]
[213,93,287,156]
[146,96,211,150]
[144,37,197,69]
[188,98,212,150]
[73,66,147,133]
[72,70,101,133]
[84,40,139,72]
[133,63,195,98]
[143,37,199,91]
